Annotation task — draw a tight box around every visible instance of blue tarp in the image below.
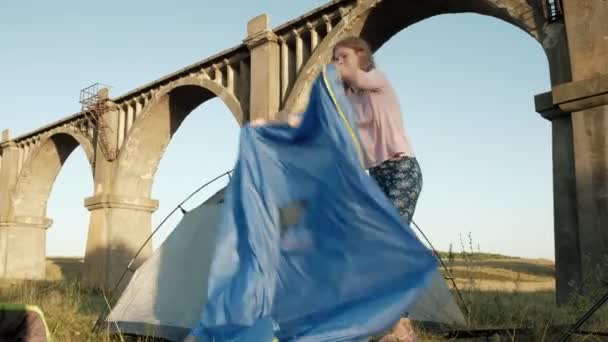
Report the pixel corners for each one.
[189,64,438,341]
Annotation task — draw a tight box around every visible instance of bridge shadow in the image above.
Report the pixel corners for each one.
[46,257,84,282]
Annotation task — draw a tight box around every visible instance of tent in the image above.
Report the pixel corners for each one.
[105,188,466,341]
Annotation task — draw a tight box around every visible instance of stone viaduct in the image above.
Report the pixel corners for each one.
[0,0,606,303]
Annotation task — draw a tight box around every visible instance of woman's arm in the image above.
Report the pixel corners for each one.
[336,64,386,91]
[250,110,303,128]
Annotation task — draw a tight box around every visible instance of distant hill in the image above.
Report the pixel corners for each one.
[436,251,522,260]
[45,253,555,292]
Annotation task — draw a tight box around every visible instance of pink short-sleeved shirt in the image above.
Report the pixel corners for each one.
[345,68,415,169]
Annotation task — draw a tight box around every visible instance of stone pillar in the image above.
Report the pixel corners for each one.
[82,194,158,290]
[0,135,53,279]
[244,14,281,122]
[561,0,608,292]
[531,6,580,302]
[0,216,52,279]
[561,0,608,81]
[535,0,608,300]
[553,77,608,290]
[535,92,580,303]
[0,132,17,217]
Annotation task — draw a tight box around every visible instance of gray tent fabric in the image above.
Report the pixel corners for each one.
[106,190,466,341]
[407,270,466,328]
[106,202,222,341]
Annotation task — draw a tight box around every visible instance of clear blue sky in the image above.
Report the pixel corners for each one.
[0,1,554,259]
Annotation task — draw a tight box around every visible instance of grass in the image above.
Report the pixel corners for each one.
[422,239,608,341]
[0,255,607,341]
[0,259,161,342]
[0,279,111,341]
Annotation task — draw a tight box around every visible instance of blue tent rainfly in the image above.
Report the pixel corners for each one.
[188,64,438,341]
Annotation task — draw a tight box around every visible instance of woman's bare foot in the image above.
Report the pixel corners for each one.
[379,318,417,342]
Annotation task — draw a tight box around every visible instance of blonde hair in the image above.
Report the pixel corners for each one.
[332,36,375,71]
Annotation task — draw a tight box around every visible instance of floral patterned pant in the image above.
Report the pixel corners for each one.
[369,156,423,224]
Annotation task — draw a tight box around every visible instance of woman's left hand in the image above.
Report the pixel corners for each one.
[334,62,356,83]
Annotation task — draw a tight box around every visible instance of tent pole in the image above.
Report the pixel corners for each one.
[411,220,470,317]
[92,170,234,333]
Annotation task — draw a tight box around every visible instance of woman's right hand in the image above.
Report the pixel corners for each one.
[286,112,303,127]
[250,118,269,127]
[250,110,302,128]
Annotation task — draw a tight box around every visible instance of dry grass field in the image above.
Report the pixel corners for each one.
[0,254,605,341]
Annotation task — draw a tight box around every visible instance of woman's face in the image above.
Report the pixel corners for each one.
[333,46,360,70]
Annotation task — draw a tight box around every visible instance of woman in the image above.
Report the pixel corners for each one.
[332,36,422,226]
[255,36,422,226]
[254,36,422,341]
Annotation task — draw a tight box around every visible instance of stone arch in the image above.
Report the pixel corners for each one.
[282,0,576,299]
[10,131,94,220]
[51,127,95,164]
[140,76,244,127]
[283,0,558,113]
[114,76,243,198]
